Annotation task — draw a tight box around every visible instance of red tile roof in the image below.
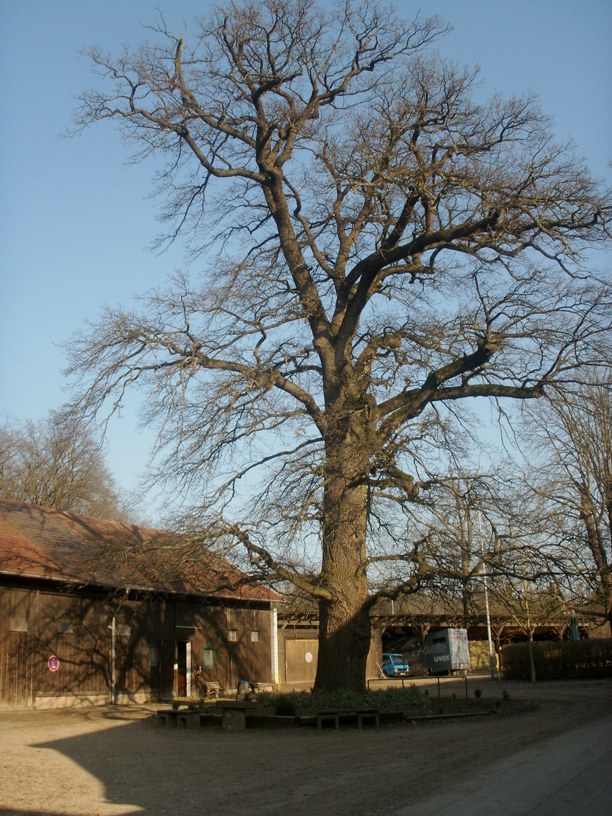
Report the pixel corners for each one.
[0,499,278,603]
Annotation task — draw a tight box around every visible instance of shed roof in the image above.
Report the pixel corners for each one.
[0,499,278,604]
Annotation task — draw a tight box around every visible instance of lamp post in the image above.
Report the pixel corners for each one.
[477,509,496,679]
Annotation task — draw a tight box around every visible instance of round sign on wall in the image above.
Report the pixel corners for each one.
[304,651,313,663]
[48,655,60,672]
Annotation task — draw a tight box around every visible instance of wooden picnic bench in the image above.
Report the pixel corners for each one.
[170,683,224,710]
[157,701,255,730]
[157,708,218,728]
[316,708,380,730]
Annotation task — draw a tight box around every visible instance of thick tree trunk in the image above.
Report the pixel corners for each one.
[314,418,373,692]
[579,488,612,636]
[314,524,372,692]
[315,593,371,692]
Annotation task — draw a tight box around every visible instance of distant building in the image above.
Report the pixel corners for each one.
[0,499,279,708]
[276,595,590,686]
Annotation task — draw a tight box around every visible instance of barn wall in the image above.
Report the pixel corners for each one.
[0,587,36,706]
[171,600,273,694]
[0,584,274,708]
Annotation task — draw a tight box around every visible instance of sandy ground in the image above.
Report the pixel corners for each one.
[0,676,610,816]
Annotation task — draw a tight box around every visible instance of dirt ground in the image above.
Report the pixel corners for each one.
[0,676,610,816]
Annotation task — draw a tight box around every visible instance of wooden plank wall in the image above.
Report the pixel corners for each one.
[0,585,273,706]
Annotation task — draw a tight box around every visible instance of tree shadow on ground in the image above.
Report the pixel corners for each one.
[12,682,611,816]
[27,710,396,816]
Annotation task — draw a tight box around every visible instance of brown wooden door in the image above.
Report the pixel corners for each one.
[4,632,33,706]
[285,638,318,684]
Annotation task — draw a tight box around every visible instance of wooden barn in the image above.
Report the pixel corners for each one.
[0,499,279,708]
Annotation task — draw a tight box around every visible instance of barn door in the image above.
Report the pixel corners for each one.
[284,639,318,684]
[4,632,33,706]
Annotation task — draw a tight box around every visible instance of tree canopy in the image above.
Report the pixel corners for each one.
[69,0,611,690]
[0,412,132,521]
[520,375,612,633]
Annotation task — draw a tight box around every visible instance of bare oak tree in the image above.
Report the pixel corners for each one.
[0,412,132,521]
[521,375,612,634]
[68,0,611,690]
[410,475,573,621]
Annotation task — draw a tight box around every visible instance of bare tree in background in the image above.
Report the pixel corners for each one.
[68,0,611,690]
[489,575,572,683]
[411,475,569,618]
[0,412,133,521]
[521,375,612,634]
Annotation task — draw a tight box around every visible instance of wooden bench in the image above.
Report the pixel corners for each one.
[157,708,219,728]
[316,709,380,730]
[356,709,380,728]
[316,710,340,730]
[202,681,223,699]
[170,685,224,710]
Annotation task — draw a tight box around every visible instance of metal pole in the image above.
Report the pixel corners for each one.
[483,566,496,679]
[478,509,496,679]
[109,591,127,705]
[270,606,279,687]
[110,613,117,704]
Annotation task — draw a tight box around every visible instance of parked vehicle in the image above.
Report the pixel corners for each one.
[381,652,410,677]
[424,628,470,675]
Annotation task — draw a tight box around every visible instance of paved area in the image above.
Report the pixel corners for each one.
[391,715,612,816]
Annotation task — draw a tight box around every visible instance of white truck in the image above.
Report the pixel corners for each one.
[424,628,470,675]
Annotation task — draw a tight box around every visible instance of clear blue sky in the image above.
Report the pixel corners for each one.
[1,0,610,520]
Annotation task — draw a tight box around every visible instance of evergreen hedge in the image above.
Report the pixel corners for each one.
[501,639,612,681]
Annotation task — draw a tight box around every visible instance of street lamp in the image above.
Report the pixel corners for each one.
[477,509,496,679]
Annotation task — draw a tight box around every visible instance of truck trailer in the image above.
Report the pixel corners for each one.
[424,628,470,675]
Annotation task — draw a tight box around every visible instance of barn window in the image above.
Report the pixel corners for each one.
[10,617,28,632]
[227,629,238,642]
[58,621,74,634]
[202,646,216,669]
[250,630,259,642]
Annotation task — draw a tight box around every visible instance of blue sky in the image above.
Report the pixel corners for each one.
[1,0,610,521]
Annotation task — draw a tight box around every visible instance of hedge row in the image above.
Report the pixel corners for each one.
[501,639,612,681]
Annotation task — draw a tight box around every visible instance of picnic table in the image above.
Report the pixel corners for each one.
[157,708,198,728]
[157,700,258,731]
